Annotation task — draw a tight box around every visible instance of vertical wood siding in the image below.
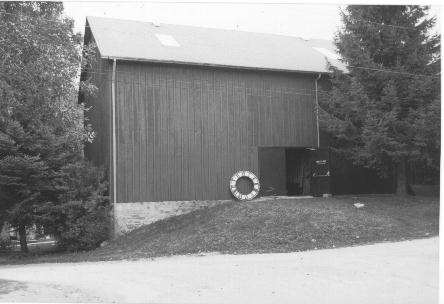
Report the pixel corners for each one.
[114,62,318,202]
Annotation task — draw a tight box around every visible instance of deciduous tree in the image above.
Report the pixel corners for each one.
[0,2,102,251]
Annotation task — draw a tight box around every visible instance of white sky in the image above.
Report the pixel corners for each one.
[63,1,442,41]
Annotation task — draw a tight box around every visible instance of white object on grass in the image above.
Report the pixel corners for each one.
[229,171,260,201]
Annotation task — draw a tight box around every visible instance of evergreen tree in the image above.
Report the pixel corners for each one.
[0,2,100,251]
[320,5,440,195]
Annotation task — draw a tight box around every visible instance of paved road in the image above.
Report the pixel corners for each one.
[0,238,438,303]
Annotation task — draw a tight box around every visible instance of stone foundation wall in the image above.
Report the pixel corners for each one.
[114,200,229,235]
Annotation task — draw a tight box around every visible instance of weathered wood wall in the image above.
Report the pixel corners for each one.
[108,61,318,202]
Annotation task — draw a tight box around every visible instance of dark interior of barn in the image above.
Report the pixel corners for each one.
[257,147,329,197]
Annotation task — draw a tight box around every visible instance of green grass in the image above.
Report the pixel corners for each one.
[0,194,439,264]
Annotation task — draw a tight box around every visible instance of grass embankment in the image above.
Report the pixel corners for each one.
[0,195,439,264]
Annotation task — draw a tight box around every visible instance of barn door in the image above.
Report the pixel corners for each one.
[258,147,287,196]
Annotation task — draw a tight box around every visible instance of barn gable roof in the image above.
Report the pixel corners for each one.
[86,16,344,74]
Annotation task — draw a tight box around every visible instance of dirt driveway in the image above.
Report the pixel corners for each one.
[0,238,438,303]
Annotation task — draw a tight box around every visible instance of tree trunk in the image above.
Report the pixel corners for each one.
[18,224,28,253]
[396,159,408,196]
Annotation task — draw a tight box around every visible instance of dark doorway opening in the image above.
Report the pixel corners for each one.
[286,148,310,196]
[258,147,311,197]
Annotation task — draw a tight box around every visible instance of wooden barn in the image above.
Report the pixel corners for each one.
[79,17,348,234]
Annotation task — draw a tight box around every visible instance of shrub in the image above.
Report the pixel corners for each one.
[56,201,110,251]
[0,237,12,250]
[39,201,111,252]
[37,160,110,251]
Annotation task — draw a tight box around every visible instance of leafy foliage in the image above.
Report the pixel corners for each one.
[37,161,109,251]
[319,6,440,192]
[0,2,109,251]
[0,237,12,250]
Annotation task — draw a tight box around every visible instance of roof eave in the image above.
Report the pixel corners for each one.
[102,55,331,75]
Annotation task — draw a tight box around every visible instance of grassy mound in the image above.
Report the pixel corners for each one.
[1,195,439,264]
[90,194,438,260]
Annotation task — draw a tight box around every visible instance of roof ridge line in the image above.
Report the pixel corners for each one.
[85,15,325,42]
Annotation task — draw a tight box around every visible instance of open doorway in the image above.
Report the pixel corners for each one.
[286,148,310,196]
[258,147,311,196]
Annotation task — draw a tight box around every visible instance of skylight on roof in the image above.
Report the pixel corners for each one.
[155,34,180,47]
[312,47,340,61]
